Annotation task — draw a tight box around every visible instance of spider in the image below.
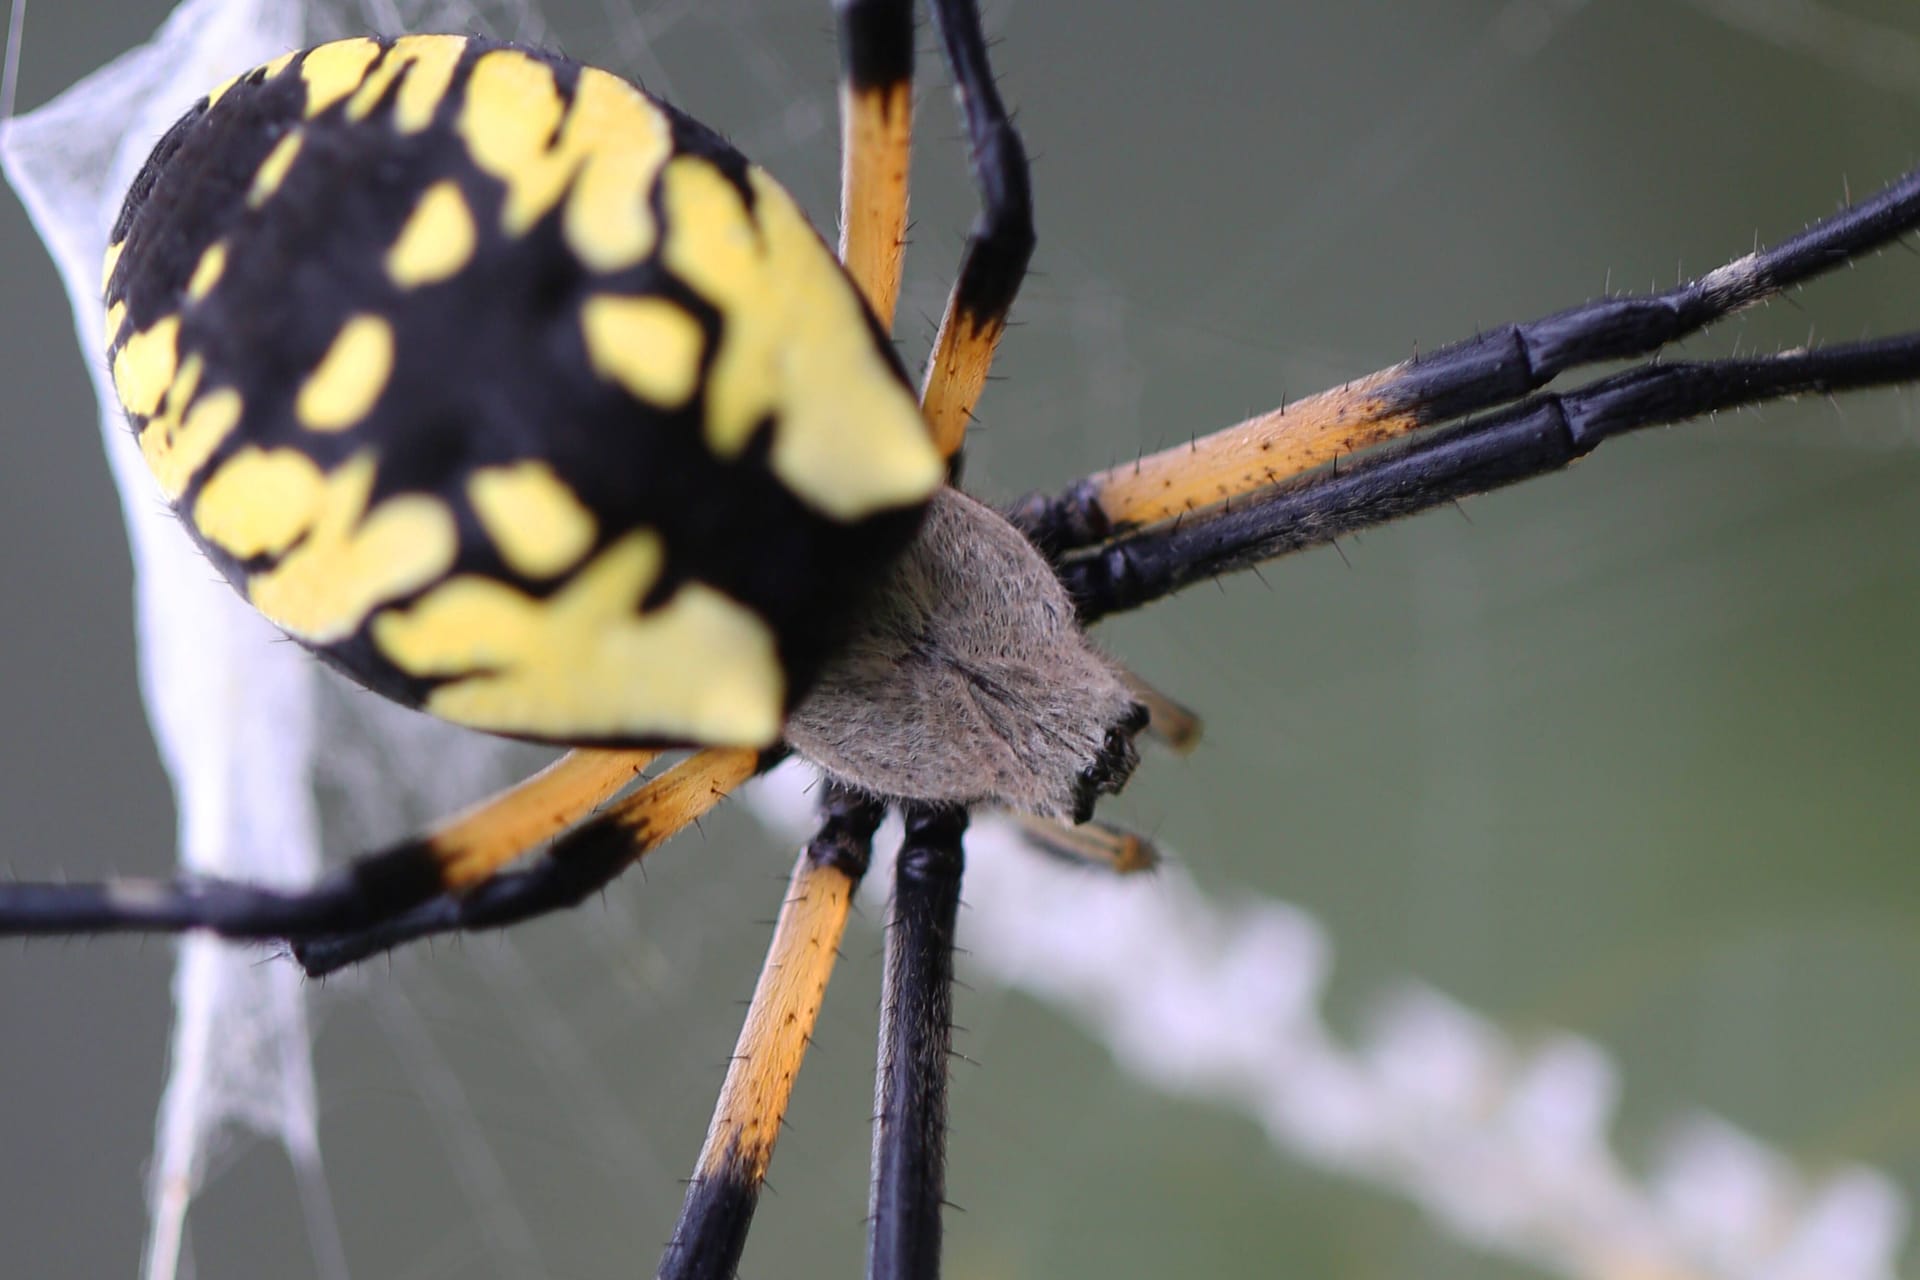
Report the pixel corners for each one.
[7,2,1920,1277]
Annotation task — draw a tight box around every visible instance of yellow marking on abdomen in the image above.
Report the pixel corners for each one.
[101,241,124,299]
[248,130,304,207]
[112,316,182,417]
[241,453,458,644]
[104,301,127,345]
[334,34,465,133]
[468,461,599,580]
[560,69,671,270]
[342,44,409,123]
[372,529,785,746]
[457,54,671,271]
[385,180,476,287]
[192,445,326,558]
[139,354,243,501]
[661,157,940,521]
[202,71,242,111]
[455,51,566,230]
[389,35,465,133]
[300,38,383,117]
[296,313,395,431]
[579,294,703,408]
[186,242,227,301]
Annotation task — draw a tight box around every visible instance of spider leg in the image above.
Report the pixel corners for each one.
[1012,167,1920,555]
[869,802,967,1280]
[0,745,658,940]
[294,747,764,975]
[917,0,1034,461]
[1007,813,1159,875]
[659,785,885,1280]
[1118,668,1203,754]
[837,0,915,328]
[424,748,659,887]
[1060,331,1920,622]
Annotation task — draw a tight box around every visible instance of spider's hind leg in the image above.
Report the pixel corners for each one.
[295,747,762,974]
[660,784,886,1279]
[0,745,765,973]
[869,802,967,1280]
[0,746,658,941]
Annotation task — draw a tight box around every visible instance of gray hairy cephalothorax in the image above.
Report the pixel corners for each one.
[785,488,1148,821]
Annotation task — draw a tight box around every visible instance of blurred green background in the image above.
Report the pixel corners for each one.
[5,0,1920,1276]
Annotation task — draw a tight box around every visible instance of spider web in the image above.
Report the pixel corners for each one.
[3,2,1915,1278]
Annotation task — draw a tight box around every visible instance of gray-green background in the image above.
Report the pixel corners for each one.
[6,1,1920,1276]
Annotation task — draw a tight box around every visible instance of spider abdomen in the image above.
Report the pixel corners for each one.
[103,35,942,749]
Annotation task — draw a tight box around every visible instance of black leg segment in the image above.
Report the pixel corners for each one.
[1061,331,1920,622]
[918,0,1036,457]
[0,840,446,941]
[1012,166,1920,556]
[292,816,646,976]
[925,0,1033,340]
[868,803,968,1280]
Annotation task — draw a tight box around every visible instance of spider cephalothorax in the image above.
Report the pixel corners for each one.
[789,487,1147,821]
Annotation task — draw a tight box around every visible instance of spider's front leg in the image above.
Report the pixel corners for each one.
[1055,332,1920,624]
[1012,166,1920,561]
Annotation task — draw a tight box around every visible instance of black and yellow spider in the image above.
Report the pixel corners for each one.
[9,1,1920,1276]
